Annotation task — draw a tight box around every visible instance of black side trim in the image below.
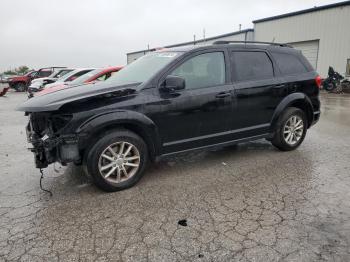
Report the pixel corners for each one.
[163,123,270,146]
[160,134,269,157]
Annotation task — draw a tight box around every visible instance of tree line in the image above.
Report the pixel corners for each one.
[2,66,32,75]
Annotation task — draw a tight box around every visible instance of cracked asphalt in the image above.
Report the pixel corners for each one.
[1,91,350,261]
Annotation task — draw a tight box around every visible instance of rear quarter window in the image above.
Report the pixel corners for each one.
[272,52,308,75]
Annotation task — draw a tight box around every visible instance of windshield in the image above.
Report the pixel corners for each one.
[55,70,80,82]
[70,69,103,85]
[106,51,180,86]
[53,69,73,78]
[55,69,93,82]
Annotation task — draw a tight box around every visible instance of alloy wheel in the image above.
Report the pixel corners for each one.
[283,115,304,145]
[98,141,140,184]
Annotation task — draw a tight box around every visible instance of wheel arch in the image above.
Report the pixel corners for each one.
[271,93,314,131]
[77,111,161,161]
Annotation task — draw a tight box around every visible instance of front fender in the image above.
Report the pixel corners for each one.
[270,92,314,131]
[77,110,161,158]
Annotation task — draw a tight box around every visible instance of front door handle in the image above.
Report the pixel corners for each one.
[215,92,231,99]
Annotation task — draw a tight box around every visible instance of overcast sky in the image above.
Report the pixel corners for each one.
[0,0,341,72]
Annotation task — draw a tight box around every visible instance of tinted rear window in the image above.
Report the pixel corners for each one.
[272,52,308,75]
[231,51,274,81]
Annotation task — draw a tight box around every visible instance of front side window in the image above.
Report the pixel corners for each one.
[29,71,37,77]
[170,52,225,90]
[231,51,274,82]
[38,70,52,77]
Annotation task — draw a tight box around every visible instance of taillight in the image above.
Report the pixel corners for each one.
[315,75,322,89]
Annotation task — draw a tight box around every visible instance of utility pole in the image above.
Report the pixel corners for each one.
[203,28,206,43]
[193,34,196,45]
[239,24,242,31]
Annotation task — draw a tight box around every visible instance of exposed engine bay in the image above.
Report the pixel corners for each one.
[26,112,79,168]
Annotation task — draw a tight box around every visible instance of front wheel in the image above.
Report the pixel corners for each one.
[15,82,27,92]
[271,107,307,151]
[84,129,148,192]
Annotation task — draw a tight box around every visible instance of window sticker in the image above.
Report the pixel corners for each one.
[157,52,178,58]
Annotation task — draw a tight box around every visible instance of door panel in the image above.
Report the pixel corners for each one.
[230,50,285,138]
[156,84,234,153]
[149,51,235,154]
[232,79,283,136]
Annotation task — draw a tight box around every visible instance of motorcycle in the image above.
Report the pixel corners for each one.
[322,66,350,93]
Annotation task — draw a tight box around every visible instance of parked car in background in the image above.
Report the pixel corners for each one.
[8,71,37,91]
[28,68,74,93]
[35,66,123,97]
[9,67,66,92]
[27,68,95,96]
[19,42,321,192]
[0,74,16,83]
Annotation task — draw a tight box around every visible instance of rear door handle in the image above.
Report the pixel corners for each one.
[273,84,286,89]
[215,92,231,99]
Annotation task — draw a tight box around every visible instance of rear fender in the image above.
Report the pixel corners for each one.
[270,92,314,131]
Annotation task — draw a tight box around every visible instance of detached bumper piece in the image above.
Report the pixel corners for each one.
[27,124,80,168]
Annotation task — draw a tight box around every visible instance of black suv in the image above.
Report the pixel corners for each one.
[18,41,321,192]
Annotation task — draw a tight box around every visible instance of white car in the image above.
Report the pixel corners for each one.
[29,68,74,90]
[27,68,95,96]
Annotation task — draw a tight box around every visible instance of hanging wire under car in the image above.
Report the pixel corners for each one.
[39,168,53,197]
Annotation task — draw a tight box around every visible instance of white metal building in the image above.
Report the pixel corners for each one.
[126,29,254,64]
[253,1,350,77]
[126,1,350,77]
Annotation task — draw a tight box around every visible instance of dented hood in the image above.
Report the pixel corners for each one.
[17,82,140,112]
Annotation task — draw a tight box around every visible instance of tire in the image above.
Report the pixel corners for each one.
[15,82,27,92]
[271,107,307,151]
[84,129,148,192]
[324,82,335,92]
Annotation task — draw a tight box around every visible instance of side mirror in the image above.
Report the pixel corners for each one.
[161,75,185,92]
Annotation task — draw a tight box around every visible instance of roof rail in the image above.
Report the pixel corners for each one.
[212,40,292,48]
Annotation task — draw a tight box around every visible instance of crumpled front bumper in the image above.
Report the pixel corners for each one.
[26,121,80,168]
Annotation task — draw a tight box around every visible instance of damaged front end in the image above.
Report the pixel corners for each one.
[26,112,80,168]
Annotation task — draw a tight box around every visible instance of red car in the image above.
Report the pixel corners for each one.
[35,66,123,97]
[9,67,66,92]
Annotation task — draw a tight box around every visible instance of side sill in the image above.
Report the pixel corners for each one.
[156,133,270,161]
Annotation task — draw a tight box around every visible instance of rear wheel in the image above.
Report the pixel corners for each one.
[271,107,307,151]
[324,82,335,92]
[84,129,148,192]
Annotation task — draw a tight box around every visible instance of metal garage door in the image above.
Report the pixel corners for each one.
[289,40,319,69]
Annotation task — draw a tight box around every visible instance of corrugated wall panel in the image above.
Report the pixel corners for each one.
[290,40,319,69]
[254,5,350,77]
[126,31,253,64]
